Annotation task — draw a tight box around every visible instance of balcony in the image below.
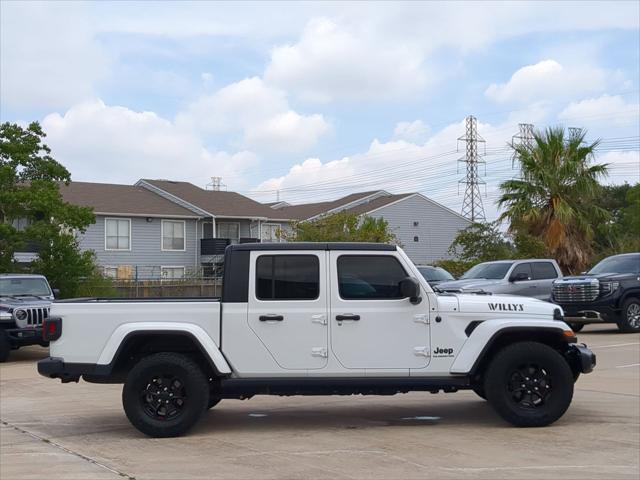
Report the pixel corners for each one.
[200,238,230,256]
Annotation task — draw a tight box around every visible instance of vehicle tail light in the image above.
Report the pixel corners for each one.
[42,317,62,341]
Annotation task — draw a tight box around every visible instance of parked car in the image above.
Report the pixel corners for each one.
[0,274,55,362]
[38,243,594,437]
[552,253,640,333]
[438,259,563,300]
[416,265,455,287]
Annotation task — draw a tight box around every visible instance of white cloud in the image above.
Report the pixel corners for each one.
[264,18,429,102]
[598,151,640,184]
[393,120,430,143]
[559,95,639,128]
[41,99,258,186]
[0,2,109,110]
[176,77,329,153]
[485,60,620,104]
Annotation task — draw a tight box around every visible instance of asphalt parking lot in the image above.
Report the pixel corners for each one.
[1,324,638,480]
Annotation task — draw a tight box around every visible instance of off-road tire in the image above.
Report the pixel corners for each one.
[0,330,10,363]
[617,297,640,333]
[568,323,584,333]
[122,352,208,437]
[207,396,221,409]
[484,341,574,427]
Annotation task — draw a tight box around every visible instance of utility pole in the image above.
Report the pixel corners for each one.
[457,115,486,222]
[511,123,534,168]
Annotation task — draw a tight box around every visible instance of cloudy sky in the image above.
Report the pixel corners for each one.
[1,1,639,220]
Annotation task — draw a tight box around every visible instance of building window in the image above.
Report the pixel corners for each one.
[261,223,282,242]
[162,220,186,251]
[256,255,319,300]
[413,236,419,242]
[337,255,408,300]
[413,221,419,227]
[103,267,118,279]
[217,222,240,244]
[161,266,185,279]
[105,218,131,250]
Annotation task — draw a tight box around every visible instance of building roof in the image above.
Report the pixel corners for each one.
[141,179,291,219]
[59,182,198,217]
[275,191,384,220]
[275,191,417,220]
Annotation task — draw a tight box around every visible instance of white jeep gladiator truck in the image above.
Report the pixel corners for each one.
[38,243,595,437]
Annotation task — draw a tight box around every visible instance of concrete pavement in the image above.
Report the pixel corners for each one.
[1,325,639,479]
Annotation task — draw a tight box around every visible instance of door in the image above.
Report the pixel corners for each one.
[247,251,328,370]
[508,262,538,297]
[329,252,430,369]
[531,262,559,300]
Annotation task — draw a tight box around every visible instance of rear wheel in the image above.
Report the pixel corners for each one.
[484,341,574,427]
[207,396,221,409]
[0,331,10,363]
[471,383,486,400]
[122,352,208,437]
[617,298,640,333]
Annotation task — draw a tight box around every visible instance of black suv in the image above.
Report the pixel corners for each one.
[552,253,640,333]
[0,274,55,361]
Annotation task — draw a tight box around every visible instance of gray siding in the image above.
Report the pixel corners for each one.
[78,215,199,278]
[368,195,471,264]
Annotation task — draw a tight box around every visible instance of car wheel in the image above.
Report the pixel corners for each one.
[617,298,640,333]
[484,341,574,427]
[122,352,208,437]
[0,331,10,363]
[471,383,486,400]
[568,323,584,333]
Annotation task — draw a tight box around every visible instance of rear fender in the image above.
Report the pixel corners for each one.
[450,319,572,374]
[98,322,231,374]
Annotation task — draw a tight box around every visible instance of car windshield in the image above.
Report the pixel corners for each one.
[0,278,52,297]
[461,262,513,280]
[418,267,454,282]
[588,255,640,275]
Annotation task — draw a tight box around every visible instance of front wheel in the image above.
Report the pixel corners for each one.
[568,323,584,333]
[122,352,208,437]
[617,298,640,333]
[484,341,574,427]
[0,331,10,363]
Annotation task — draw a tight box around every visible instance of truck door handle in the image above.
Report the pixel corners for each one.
[259,315,283,322]
[336,314,360,321]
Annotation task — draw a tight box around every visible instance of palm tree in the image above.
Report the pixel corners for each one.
[498,127,608,274]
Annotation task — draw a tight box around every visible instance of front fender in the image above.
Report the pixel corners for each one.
[97,322,232,375]
[450,318,571,374]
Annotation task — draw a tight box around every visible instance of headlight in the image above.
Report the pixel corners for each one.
[14,309,28,322]
[600,281,620,296]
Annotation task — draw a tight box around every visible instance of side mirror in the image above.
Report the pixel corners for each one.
[399,277,422,304]
[510,272,530,282]
[52,289,60,299]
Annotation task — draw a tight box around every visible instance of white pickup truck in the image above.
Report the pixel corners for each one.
[38,243,595,437]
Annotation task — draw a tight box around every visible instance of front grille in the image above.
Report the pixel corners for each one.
[15,307,49,326]
[553,281,599,303]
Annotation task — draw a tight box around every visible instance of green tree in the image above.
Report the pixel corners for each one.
[0,122,96,296]
[284,211,397,243]
[447,221,513,263]
[498,127,608,274]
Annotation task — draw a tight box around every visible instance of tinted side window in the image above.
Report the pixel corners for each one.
[256,255,319,300]
[532,262,558,280]
[510,263,532,280]
[338,255,407,300]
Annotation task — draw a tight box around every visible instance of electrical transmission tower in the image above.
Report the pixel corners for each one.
[206,176,226,191]
[511,123,534,168]
[457,115,486,222]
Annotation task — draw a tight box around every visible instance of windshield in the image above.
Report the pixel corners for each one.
[0,278,52,297]
[461,262,513,280]
[588,255,640,275]
[418,266,455,282]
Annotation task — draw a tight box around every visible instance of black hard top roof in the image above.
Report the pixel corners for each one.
[229,242,397,252]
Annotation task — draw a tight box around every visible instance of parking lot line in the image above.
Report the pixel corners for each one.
[616,363,640,369]
[593,342,640,349]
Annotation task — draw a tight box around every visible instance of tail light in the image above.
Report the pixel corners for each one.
[42,317,62,341]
